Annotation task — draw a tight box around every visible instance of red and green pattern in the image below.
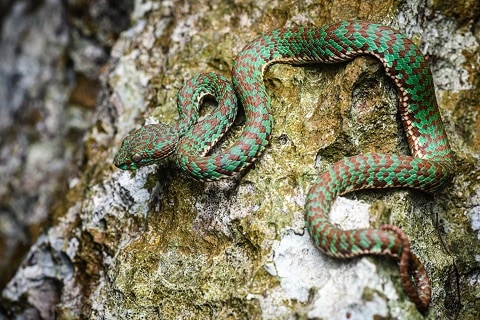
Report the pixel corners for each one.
[114,21,454,312]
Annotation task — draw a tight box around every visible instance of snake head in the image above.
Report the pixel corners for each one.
[114,124,179,170]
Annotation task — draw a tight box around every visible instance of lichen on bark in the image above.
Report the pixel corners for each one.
[1,0,479,319]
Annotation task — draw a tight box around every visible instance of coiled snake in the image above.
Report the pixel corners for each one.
[114,21,454,312]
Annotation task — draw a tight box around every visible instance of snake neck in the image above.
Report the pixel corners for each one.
[175,73,222,140]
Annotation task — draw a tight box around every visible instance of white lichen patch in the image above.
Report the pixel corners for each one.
[398,3,478,91]
[255,196,407,319]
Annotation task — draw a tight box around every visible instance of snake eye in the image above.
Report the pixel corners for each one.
[131,153,143,163]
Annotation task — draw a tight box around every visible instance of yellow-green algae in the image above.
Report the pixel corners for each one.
[85,0,479,319]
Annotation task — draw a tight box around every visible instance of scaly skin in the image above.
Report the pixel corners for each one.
[114,72,238,169]
[114,21,454,313]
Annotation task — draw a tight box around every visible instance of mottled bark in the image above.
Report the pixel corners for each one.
[1,0,479,319]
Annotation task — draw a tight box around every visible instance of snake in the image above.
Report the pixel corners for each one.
[114,20,454,312]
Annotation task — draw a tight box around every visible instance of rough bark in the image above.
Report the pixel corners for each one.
[1,0,479,319]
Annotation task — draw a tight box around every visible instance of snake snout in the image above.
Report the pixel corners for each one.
[114,124,178,170]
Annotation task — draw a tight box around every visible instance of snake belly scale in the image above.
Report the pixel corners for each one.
[114,21,454,312]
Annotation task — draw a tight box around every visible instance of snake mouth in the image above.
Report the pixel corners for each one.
[113,153,129,170]
[113,159,131,170]
[113,153,138,170]
[115,163,130,170]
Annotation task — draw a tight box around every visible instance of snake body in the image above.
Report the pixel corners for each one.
[114,21,454,312]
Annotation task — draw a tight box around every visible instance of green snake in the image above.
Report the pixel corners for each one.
[114,21,454,312]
